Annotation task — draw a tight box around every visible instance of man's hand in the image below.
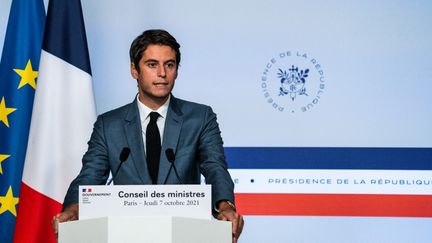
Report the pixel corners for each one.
[216,201,244,243]
[52,204,79,236]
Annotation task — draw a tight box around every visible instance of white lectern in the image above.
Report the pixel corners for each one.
[59,216,231,243]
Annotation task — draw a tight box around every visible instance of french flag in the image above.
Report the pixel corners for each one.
[13,0,96,242]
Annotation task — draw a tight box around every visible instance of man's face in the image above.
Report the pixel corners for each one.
[131,44,177,109]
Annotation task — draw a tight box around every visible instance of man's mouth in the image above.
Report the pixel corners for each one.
[154,82,168,87]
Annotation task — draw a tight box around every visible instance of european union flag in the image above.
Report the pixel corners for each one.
[0,0,45,242]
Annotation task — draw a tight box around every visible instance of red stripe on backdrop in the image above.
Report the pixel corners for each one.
[235,193,432,217]
[13,183,62,243]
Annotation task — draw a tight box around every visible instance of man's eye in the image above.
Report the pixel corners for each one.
[147,63,157,68]
[166,63,176,69]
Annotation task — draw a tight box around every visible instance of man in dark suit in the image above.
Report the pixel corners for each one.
[53,29,243,242]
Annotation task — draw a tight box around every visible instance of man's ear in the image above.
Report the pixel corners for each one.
[131,63,139,79]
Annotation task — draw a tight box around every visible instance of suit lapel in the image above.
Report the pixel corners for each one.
[124,99,152,184]
[158,96,183,184]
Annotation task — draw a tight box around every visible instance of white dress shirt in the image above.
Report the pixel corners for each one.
[136,95,170,151]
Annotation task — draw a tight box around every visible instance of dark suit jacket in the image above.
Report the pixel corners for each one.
[63,96,234,208]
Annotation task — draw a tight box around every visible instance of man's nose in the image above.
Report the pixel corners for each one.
[157,65,166,78]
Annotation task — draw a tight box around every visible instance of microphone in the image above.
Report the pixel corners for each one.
[107,147,131,185]
[164,148,183,184]
[165,148,175,163]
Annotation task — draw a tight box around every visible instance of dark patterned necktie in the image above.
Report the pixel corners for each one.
[146,112,161,184]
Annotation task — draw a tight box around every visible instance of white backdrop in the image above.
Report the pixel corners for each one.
[1,1,432,242]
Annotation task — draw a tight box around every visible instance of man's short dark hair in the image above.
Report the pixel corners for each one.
[129,29,181,71]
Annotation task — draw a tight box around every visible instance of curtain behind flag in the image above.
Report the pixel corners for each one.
[13,0,96,242]
[0,0,45,242]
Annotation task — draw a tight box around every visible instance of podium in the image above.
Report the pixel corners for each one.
[59,185,230,242]
[59,216,231,243]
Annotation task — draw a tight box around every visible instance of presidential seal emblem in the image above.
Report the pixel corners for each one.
[277,66,309,101]
[261,51,326,113]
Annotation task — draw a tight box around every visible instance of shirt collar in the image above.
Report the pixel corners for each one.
[136,94,170,123]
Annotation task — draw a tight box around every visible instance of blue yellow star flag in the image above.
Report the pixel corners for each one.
[0,0,45,242]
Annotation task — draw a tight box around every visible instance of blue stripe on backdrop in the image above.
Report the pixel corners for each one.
[42,0,91,75]
[224,147,432,170]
